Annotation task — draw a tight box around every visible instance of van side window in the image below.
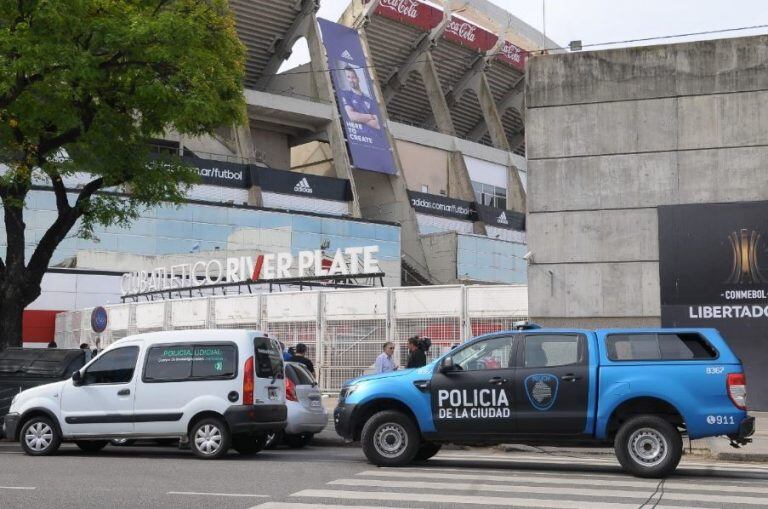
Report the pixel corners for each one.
[524,334,582,368]
[143,344,237,382]
[606,333,717,361]
[83,346,139,385]
[254,337,284,379]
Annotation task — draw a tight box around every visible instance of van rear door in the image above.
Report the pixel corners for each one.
[252,337,285,405]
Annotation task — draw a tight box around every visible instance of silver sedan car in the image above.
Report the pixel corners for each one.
[266,361,327,448]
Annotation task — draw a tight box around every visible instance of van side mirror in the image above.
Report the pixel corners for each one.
[439,357,456,374]
[72,370,83,386]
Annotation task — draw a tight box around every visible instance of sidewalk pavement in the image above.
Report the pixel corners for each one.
[323,395,767,462]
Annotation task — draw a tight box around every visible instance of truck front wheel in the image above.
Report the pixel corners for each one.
[615,415,682,478]
[361,410,420,467]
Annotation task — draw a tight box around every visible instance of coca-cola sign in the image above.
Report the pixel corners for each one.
[443,15,497,52]
[371,0,442,32]
[497,41,528,71]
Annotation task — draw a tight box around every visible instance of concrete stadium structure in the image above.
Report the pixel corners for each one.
[5,0,552,345]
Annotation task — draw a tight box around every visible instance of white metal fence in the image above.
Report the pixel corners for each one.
[55,285,528,392]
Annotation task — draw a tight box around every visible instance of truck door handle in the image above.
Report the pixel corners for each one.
[561,374,580,382]
[488,377,507,385]
[117,389,130,396]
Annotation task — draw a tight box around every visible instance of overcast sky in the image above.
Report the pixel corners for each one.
[282,0,768,69]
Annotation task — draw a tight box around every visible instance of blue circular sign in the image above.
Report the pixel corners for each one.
[91,306,108,333]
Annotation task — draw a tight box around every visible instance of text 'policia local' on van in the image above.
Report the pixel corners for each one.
[4,330,287,459]
[334,325,755,478]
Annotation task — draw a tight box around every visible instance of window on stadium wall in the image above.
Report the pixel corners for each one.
[658,201,768,410]
[11,190,401,277]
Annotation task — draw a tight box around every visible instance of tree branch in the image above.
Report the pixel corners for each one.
[25,177,105,279]
[49,172,72,215]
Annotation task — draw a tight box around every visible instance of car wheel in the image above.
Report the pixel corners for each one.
[76,440,109,453]
[20,416,61,456]
[189,418,231,459]
[232,433,267,455]
[265,431,283,450]
[361,410,420,467]
[615,415,682,478]
[413,442,442,461]
[110,438,136,446]
[285,433,313,449]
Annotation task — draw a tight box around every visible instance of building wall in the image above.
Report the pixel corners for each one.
[526,35,768,327]
[397,140,450,195]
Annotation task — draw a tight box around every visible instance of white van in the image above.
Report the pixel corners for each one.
[3,330,287,459]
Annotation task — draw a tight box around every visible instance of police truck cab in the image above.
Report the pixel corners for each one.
[334,325,754,477]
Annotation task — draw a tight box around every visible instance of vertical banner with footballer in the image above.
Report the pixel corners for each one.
[659,201,768,409]
[317,18,397,175]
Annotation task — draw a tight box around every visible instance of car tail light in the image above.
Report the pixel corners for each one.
[727,372,747,410]
[285,377,298,402]
[243,356,254,405]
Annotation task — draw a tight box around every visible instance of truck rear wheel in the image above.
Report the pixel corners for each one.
[615,415,682,478]
[361,410,420,467]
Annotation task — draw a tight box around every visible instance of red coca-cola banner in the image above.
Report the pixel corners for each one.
[496,40,528,71]
[443,15,498,52]
[370,0,442,32]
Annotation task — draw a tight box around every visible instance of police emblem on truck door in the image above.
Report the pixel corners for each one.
[524,374,558,411]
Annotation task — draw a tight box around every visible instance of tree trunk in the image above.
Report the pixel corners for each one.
[0,294,26,349]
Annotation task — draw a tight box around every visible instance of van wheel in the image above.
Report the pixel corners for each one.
[285,432,313,449]
[76,441,109,453]
[190,418,231,459]
[20,416,61,456]
[413,442,442,461]
[232,433,267,455]
[361,410,420,467]
[615,415,682,478]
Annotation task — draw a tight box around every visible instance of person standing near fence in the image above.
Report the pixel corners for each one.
[288,343,315,377]
[405,336,427,369]
[374,342,397,373]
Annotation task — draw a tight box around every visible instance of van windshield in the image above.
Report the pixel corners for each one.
[253,337,284,379]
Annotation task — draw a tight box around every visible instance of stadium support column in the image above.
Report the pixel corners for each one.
[476,73,510,151]
[417,52,456,137]
[305,16,362,218]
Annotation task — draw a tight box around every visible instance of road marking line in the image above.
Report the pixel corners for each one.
[0,486,36,490]
[355,469,768,493]
[330,478,768,505]
[167,491,270,498]
[251,502,421,509]
[290,488,705,509]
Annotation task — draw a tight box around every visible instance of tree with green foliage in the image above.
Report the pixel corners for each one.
[0,0,246,348]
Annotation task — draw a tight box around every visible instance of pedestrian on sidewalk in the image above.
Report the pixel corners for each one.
[374,342,398,373]
[405,336,427,369]
[289,343,315,377]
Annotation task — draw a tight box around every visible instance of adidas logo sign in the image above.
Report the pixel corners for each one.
[496,212,509,225]
[341,50,353,61]
[293,177,313,194]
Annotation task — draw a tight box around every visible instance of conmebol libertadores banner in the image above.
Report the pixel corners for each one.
[318,18,397,175]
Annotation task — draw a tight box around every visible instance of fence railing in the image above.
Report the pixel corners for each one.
[55,285,528,392]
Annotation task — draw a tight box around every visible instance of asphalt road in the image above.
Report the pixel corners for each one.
[2,432,768,509]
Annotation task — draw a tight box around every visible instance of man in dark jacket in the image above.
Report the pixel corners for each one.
[405,336,426,369]
[288,343,315,377]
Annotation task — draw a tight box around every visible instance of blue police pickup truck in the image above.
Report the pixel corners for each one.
[334,326,755,478]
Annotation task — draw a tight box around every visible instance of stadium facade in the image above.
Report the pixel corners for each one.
[5,0,556,345]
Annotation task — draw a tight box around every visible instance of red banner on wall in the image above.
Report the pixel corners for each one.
[496,40,528,71]
[372,0,442,31]
[443,15,498,52]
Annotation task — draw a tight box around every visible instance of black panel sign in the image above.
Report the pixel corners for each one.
[408,191,474,221]
[659,201,768,409]
[183,156,250,188]
[254,167,352,202]
[476,204,525,231]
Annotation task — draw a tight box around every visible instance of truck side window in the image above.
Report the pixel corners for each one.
[524,334,581,368]
[606,333,717,361]
[83,346,139,385]
[451,335,515,371]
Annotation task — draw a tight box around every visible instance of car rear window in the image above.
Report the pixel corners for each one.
[606,333,717,361]
[143,343,237,382]
[291,363,316,385]
[254,337,284,379]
